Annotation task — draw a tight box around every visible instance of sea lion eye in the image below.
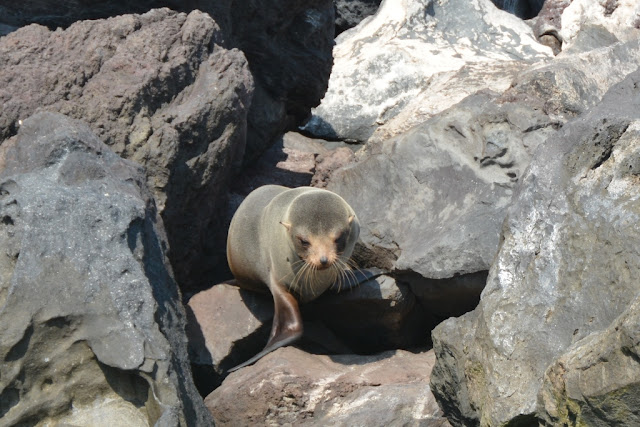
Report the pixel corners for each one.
[335,231,347,247]
[297,236,310,247]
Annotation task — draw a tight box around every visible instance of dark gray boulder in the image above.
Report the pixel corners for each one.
[0,112,212,426]
[230,0,335,164]
[431,68,640,426]
[334,0,381,35]
[490,0,545,19]
[0,8,254,291]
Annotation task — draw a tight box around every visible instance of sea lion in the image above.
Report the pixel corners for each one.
[226,185,360,371]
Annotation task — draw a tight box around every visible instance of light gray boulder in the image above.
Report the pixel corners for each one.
[0,112,212,426]
[301,0,553,143]
[431,68,640,426]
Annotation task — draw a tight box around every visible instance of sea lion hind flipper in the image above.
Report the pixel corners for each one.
[227,285,303,373]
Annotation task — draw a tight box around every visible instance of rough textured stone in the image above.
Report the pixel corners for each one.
[311,146,356,188]
[334,0,381,34]
[186,284,273,385]
[205,347,449,426]
[0,112,212,426]
[431,68,640,426]
[0,0,335,167]
[0,9,254,291]
[539,295,640,426]
[0,1,194,29]
[301,0,552,143]
[533,0,572,54]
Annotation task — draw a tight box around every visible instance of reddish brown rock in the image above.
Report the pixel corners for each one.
[186,284,273,375]
[205,347,450,426]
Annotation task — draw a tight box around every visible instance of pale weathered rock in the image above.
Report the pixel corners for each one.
[0,9,254,291]
[301,0,553,143]
[539,294,640,426]
[205,347,449,426]
[0,112,211,426]
[560,0,640,50]
[431,68,640,426]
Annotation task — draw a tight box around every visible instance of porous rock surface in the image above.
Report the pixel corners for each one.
[205,347,450,426]
[0,112,211,426]
[0,0,336,166]
[431,68,640,426]
[0,8,254,291]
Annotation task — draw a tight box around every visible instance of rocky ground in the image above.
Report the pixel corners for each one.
[1,0,640,426]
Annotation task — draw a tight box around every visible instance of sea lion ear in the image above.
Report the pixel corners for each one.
[348,215,355,225]
[280,221,291,231]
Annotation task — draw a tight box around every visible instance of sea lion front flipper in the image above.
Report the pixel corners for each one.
[228,283,303,373]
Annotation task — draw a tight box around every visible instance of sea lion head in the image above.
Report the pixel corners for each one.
[281,190,359,272]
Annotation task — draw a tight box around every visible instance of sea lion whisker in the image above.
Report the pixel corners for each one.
[334,263,345,293]
[337,258,360,291]
[291,260,309,293]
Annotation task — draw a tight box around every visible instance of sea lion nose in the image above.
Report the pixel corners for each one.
[320,256,328,266]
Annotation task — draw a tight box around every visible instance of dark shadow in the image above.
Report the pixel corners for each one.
[395,270,488,319]
[490,0,545,20]
[229,136,320,199]
[97,361,161,424]
[134,199,205,423]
